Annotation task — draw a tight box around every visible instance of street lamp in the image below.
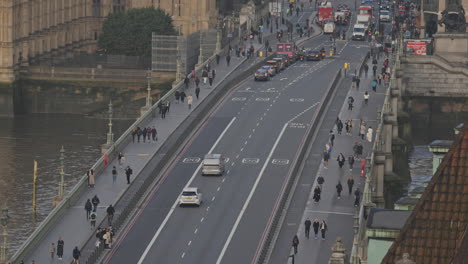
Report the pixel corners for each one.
[106,100,114,145]
[146,69,152,107]
[58,145,65,199]
[0,209,10,263]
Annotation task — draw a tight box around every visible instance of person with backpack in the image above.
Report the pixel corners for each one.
[323,150,330,169]
[91,195,100,212]
[90,211,97,229]
[371,79,378,92]
[125,166,133,184]
[317,175,325,189]
[364,91,370,104]
[72,246,81,264]
[347,96,354,110]
[292,235,299,254]
[107,204,115,225]
[336,182,343,198]
[85,199,92,220]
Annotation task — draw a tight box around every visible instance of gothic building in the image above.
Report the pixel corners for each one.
[0,0,218,82]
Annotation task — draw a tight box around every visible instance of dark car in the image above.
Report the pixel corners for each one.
[254,68,270,81]
[261,65,276,77]
[273,57,287,71]
[265,60,280,73]
[306,50,323,61]
[278,54,293,66]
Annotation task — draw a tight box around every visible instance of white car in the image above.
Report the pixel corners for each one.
[179,187,202,207]
[380,11,390,22]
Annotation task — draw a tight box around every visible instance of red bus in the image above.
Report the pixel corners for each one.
[358,6,373,19]
[276,43,296,58]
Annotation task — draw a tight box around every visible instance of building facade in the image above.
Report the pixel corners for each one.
[0,0,218,83]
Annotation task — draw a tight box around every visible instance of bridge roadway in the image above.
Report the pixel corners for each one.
[105,33,368,264]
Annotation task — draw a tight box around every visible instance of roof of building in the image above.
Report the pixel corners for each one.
[394,196,419,206]
[366,208,412,230]
[381,123,468,264]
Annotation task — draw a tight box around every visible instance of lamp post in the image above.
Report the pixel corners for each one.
[58,145,65,200]
[198,30,204,65]
[106,100,114,145]
[145,69,152,107]
[0,209,10,264]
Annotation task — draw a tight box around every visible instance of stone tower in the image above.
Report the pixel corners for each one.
[0,0,14,82]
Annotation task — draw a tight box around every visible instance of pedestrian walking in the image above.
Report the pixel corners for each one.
[378,73,382,85]
[304,218,312,239]
[216,54,220,65]
[292,235,299,254]
[313,219,320,239]
[202,70,208,84]
[91,195,100,212]
[175,90,180,104]
[184,76,190,89]
[57,238,64,260]
[329,130,335,146]
[326,143,332,154]
[323,150,330,169]
[208,72,213,86]
[347,96,354,110]
[226,54,231,66]
[356,76,361,89]
[345,120,352,135]
[125,166,133,184]
[364,91,369,104]
[359,121,366,140]
[337,153,346,168]
[347,176,354,195]
[87,169,95,188]
[187,94,193,110]
[136,127,142,143]
[72,246,81,264]
[107,204,115,225]
[85,199,92,220]
[354,188,361,207]
[336,119,343,135]
[90,211,97,229]
[195,76,200,88]
[147,126,151,141]
[313,186,321,203]
[372,65,377,76]
[195,86,200,99]
[118,152,125,168]
[367,126,373,142]
[363,64,369,77]
[336,182,343,198]
[50,242,56,259]
[131,128,136,143]
[112,166,117,184]
[149,127,156,142]
[180,91,186,103]
[212,69,216,81]
[142,127,147,143]
[348,155,355,171]
[320,220,328,240]
[371,79,378,92]
[317,175,325,189]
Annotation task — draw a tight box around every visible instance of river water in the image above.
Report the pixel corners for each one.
[0,114,132,254]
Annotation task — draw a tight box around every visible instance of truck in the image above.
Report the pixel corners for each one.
[276,42,297,59]
[356,14,371,29]
[317,1,333,26]
[352,24,367,40]
[358,6,373,19]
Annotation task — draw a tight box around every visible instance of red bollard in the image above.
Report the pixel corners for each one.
[360,159,366,177]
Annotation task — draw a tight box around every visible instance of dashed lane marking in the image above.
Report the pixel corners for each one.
[183,157,201,163]
[242,158,260,164]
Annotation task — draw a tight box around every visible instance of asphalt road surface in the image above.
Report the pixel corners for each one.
[105,7,369,264]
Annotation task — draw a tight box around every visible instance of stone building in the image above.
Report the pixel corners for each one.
[0,0,218,83]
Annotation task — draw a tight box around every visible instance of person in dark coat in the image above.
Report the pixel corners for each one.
[323,150,330,169]
[363,64,369,77]
[151,127,157,142]
[313,186,321,203]
[312,219,320,239]
[337,153,346,168]
[304,218,312,239]
[336,120,343,135]
[125,166,133,184]
[85,199,92,220]
[354,188,361,207]
[216,54,220,64]
[136,127,142,143]
[211,69,216,81]
[317,176,324,188]
[372,65,377,76]
[175,90,180,104]
[356,77,361,89]
[336,181,343,198]
[226,55,231,66]
[347,176,354,195]
[208,72,214,86]
[329,130,335,146]
[161,103,167,119]
[292,235,299,254]
[195,86,200,99]
[131,128,136,143]
[91,195,100,212]
[72,246,80,263]
[320,220,328,240]
[184,76,190,89]
[348,155,355,171]
[195,76,201,87]
[142,128,147,143]
[57,237,64,260]
[107,204,115,226]
[180,91,186,103]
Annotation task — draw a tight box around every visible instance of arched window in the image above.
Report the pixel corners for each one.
[92,0,101,17]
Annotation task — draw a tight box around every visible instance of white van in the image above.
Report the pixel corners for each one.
[356,14,371,29]
[352,24,366,40]
[323,20,336,34]
[202,154,225,176]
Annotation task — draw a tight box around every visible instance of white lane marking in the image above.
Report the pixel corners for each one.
[287,102,320,124]
[137,117,237,264]
[206,206,210,211]
[248,135,252,139]
[271,159,290,165]
[244,141,248,145]
[188,241,192,246]
[217,187,221,192]
[215,122,288,264]
[236,154,240,159]
[212,196,216,201]
[183,157,201,163]
[181,252,185,258]
[222,178,226,182]
[201,217,204,222]
[194,228,198,234]
[226,170,230,174]
[256,123,259,126]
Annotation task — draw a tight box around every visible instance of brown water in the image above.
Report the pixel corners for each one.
[0,114,132,254]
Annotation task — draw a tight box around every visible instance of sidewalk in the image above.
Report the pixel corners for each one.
[21,9,321,264]
[288,57,389,263]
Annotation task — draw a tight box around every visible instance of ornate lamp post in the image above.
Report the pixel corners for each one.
[145,69,152,107]
[58,146,65,199]
[101,100,114,153]
[0,209,10,264]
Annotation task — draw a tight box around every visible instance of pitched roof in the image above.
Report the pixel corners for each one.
[381,123,468,264]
